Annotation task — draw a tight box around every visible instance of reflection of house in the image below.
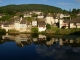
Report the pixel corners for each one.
[38,34,46,38]
[45,38,58,47]
[15,34,32,47]
[33,38,38,42]
[2,33,15,40]
[59,38,80,47]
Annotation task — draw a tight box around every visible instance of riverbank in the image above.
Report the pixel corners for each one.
[0,28,80,35]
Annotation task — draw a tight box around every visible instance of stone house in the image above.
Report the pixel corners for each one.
[45,13,55,25]
[20,18,27,32]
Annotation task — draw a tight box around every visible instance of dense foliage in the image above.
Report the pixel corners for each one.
[69,9,80,18]
[0,29,6,35]
[0,4,64,15]
[46,24,51,29]
[31,27,38,33]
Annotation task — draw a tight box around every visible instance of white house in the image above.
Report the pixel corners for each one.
[24,14,31,18]
[32,11,42,15]
[37,13,44,18]
[38,21,46,32]
[59,19,64,29]
[32,20,37,27]
[59,14,70,19]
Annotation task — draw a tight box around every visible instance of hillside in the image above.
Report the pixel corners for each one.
[0,4,65,15]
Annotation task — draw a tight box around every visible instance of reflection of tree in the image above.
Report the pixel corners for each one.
[31,33,38,38]
[0,35,2,40]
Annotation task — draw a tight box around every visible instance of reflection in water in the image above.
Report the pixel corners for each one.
[1,34,80,47]
[0,34,80,60]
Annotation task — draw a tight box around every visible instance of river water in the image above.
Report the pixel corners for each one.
[0,34,80,60]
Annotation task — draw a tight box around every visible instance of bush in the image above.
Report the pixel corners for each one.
[8,29,19,34]
[46,24,51,29]
[0,29,6,35]
[31,27,38,33]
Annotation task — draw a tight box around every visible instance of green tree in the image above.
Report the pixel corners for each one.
[20,14,24,18]
[46,24,51,29]
[26,17,33,21]
[0,29,6,35]
[0,15,11,21]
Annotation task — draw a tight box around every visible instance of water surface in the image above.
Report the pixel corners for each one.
[0,34,80,60]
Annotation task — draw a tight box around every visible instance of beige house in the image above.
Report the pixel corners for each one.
[1,20,14,32]
[37,13,44,18]
[45,13,55,25]
[14,17,21,31]
[70,19,80,28]
[59,14,70,19]
[20,18,27,32]
[59,17,80,29]
[32,20,37,27]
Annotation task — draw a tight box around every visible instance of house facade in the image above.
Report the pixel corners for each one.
[32,20,37,27]
[38,21,46,32]
[45,13,55,25]
[20,19,27,32]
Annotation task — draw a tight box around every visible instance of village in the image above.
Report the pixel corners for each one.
[0,11,80,33]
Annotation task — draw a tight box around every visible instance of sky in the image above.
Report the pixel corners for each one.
[0,0,80,10]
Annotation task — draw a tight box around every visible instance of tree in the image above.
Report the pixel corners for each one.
[0,29,6,35]
[46,24,51,29]
[32,13,38,17]
[26,17,33,21]
[0,15,11,21]
[20,14,24,18]
[70,9,77,18]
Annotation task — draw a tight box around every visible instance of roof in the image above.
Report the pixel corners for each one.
[46,13,53,17]
[38,21,46,26]
[14,17,20,21]
[37,18,45,22]
[27,21,31,25]
[63,19,70,23]
[63,18,80,23]
[70,18,80,23]
[0,22,3,25]
[20,19,27,24]
[38,13,44,16]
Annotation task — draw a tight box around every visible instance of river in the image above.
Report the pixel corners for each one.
[0,34,80,60]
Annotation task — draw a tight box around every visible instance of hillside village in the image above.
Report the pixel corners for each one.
[0,11,80,33]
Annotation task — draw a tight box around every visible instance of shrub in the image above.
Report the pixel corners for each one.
[0,29,6,35]
[31,27,38,33]
[46,24,51,29]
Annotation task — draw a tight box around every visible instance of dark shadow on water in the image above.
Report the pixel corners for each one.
[69,31,80,35]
